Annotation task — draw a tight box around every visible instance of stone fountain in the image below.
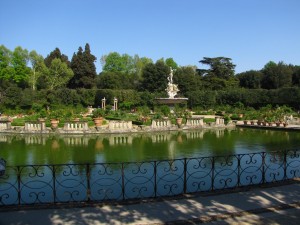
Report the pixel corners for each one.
[155,68,188,108]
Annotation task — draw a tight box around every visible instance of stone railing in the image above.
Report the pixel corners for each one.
[151,119,171,129]
[24,121,46,132]
[63,122,89,131]
[186,118,204,127]
[0,120,11,131]
[215,117,225,125]
[108,120,133,130]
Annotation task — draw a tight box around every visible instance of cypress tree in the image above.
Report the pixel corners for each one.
[69,43,97,89]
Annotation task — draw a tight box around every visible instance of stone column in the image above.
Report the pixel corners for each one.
[113,97,118,111]
[101,97,106,110]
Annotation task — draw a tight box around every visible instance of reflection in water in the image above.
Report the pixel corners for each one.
[1,128,300,166]
[151,133,171,143]
[63,136,89,146]
[215,129,224,138]
[109,136,133,145]
[186,131,204,139]
[24,136,46,145]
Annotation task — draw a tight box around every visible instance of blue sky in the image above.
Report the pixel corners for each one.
[0,0,299,73]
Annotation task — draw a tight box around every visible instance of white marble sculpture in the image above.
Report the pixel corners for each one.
[165,68,179,99]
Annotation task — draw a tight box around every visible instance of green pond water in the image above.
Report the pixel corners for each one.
[1,128,300,166]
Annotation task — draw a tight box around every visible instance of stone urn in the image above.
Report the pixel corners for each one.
[50,119,59,130]
[93,117,103,127]
[176,118,183,128]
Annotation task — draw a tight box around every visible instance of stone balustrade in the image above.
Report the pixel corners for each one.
[151,119,171,129]
[108,120,132,130]
[215,117,225,125]
[0,121,11,131]
[186,118,204,127]
[63,122,89,131]
[24,121,46,131]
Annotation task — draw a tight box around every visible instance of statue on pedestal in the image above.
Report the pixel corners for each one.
[165,68,179,99]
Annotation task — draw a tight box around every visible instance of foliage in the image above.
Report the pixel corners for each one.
[69,43,97,89]
[45,58,74,90]
[237,70,263,89]
[141,61,169,92]
[159,105,170,117]
[174,66,199,95]
[92,108,105,118]
[199,57,236,80]
[261,61,293,89]
[44,48,70,68]
[28,50,47,90]
[165,58,178,70]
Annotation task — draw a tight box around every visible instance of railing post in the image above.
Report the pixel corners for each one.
[154,161,157,198]
[183,158,187,194]
[86,164,91,202]
[262,152,266,184]
[52,165,56,204]
[121,163,125,200]
[211,157,215,191]
[283,150,287,180]
[17,166,21,205]
[237,154,241,187]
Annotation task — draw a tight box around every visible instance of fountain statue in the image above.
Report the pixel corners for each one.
[155,68,188,106]
[165,68,179,99]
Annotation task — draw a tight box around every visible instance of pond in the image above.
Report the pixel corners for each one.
[1,128,300,166]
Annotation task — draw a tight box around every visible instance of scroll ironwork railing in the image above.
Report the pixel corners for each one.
[1,150,300,206]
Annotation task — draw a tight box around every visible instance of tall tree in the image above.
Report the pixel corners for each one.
[28,50,47,90]
[69,43,97,89]
[0,45,13,81]
[44,48,70,68]
[261,61,293,89]
[292,66,300,87]
[141,60,169,93]
[237,70,263,89]
[10,46,31,84]
[133,55,153,78]
[165,58,178,70]
[101,52,134,73]
[199,57,236,80]
[174,66,199,95]
[45,58,74,90]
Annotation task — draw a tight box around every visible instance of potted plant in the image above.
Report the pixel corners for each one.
[49,111,60,130]
[92,108,105,127]
[265,116,275,126]
[174,106,185,128]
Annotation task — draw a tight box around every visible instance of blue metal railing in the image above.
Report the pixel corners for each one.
[0,150,299,206]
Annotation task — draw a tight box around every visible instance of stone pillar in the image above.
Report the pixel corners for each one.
[113,97,118,111]
[101,97,106,110]
[216,117,220,125]
[40,121,46,130]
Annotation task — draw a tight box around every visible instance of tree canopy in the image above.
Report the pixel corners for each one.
[1,44,300,112]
